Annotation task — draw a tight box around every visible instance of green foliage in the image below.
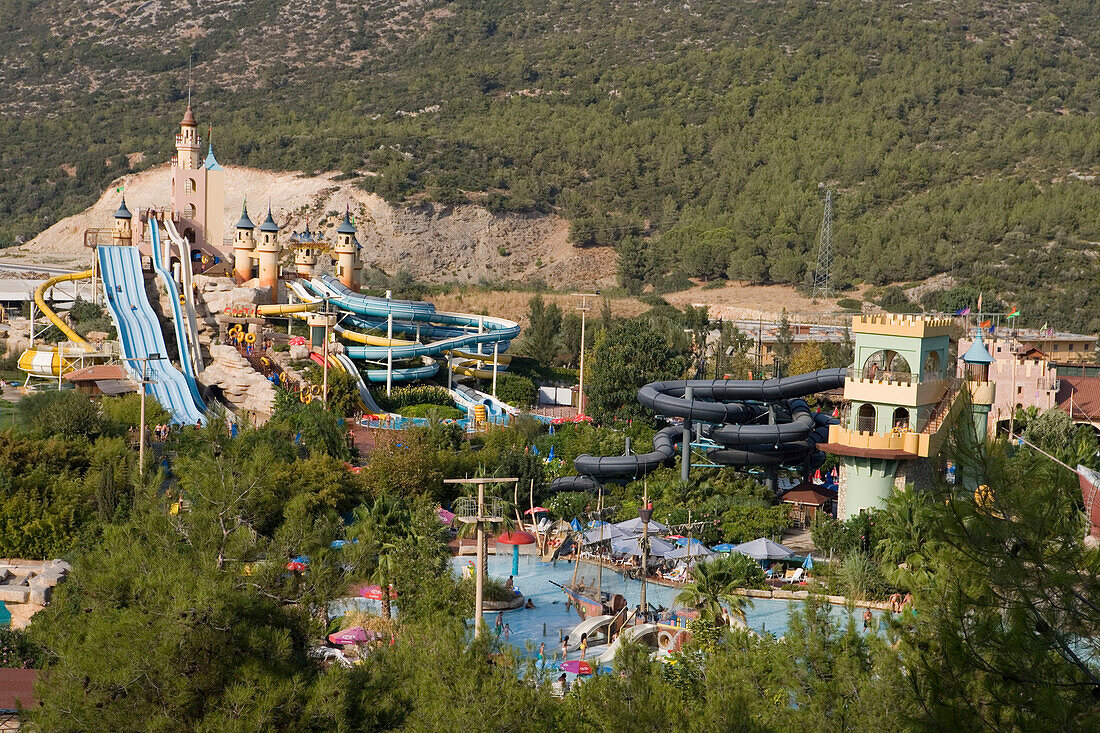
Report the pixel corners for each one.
[837,297,862,310]
[99,392,169,434]
[18,390,103,438]
[493,372,537,407]
[303,362,359,417]
[396,403,464,419]
[374,384,455,412]
[836,552,892,601]
[0,627,41,669]
[517,293,563,364]
[586,318,689,424]
[267,396,352,460]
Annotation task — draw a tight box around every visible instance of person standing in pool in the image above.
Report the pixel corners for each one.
[538,642,546,664]
[561,637,569,660]
[495,612,504,636]
[503,623,511,640]
[862,608,873,630]
[579,633,588,660]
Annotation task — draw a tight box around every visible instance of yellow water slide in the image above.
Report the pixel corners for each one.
[19,270,102,378]
[256,301,321,316]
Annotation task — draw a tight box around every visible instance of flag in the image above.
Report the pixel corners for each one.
[115,186,124,193]
[979,319,991,329]
[547,445,555,461]
[954,306,970,316]
[1006,307,1019,319]
[977,293,983,312]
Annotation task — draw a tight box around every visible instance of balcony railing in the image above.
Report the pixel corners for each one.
[846,365,947,385]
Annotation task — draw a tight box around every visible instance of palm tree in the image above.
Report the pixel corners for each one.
[675,556,753,627]
[351,494,411,619]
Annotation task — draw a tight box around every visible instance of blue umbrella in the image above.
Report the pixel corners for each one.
[292,555,310,564]
[711,543,735,553]
[330,540,349,549]
[587,520,608,528]
[675,537,705,547]
[570,518,583,532]
[802,554,815,571]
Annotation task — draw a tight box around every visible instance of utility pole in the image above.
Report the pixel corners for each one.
[447,477,516,638]
[573,292,599,416]
[322,296,330,407]
[129,353,159,479]
[639,479,651,621]
[811,188,834,303]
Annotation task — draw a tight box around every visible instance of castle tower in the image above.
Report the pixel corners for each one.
[112,197,132,246]
[169,106,226,257]
[821,315,958,517]
[334,209,360,292]
[961,330,996,441]
[233,203,256,283]
[255,208,282,302]
[292,224,318,278]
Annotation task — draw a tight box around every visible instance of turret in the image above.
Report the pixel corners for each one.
[292,224,318,278]
[255,208,282,302]
[112,197,132,246]
[334,209,360,292]
[233,203,255,282]
[173,106,202,170]
[961,329,996,440]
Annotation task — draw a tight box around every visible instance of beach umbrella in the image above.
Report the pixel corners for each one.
[437,507,456,525]
[570,518,582,531]
[587,520,609,528]
[330,539,350,549]
[675,537,706,547]
[360,584,397,600]
[291,555,310,565]
[802,554,815,571]
[731,537,795,561]
[581,525,631,545]
[612,516,669,534]
[666,544,714,560]
[328,626,373,645]
[498,530,537,576]
[645,536,677,557]
[525,506,549,515]
[286,561,307,572]
[562,660,594,675]
[711,543,735,553]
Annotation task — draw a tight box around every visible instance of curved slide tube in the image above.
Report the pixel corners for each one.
[161,218,205,373]
[20,270,101,378]
[148,220,207,412]
[550,368,846,489]
[32,270,93,345]
[98,245,205,425]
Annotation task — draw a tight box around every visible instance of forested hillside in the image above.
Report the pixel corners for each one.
[2,0,1099,328]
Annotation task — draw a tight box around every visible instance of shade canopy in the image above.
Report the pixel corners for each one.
[561,660,594,675]
[359,584,397,600]
[582,525,632,545]
[666,544,714,560]
[328,626,381,645]
[711,543,735,553]
[437,507,456,524]
[675,537,706,547]
[525,506,549,515]
[569,518,583,531]
[498,530,537,545]
[612,516,669,534]
[732,537,795,561]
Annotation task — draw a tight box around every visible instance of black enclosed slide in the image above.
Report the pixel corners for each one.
[549,368,845,490]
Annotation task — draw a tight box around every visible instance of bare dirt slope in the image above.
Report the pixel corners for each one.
[11,165,615,289]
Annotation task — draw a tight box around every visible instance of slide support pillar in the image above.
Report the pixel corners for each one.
[681,386,692,484]
[492,342,499,397]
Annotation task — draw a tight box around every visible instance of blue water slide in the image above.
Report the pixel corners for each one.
[97,245,205,425]
[147,219,207,412]
[304,277,519,361]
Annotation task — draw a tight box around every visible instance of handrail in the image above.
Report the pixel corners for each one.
[34,270,93,345]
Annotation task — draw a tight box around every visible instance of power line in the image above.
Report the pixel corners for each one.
[811,188,834,303]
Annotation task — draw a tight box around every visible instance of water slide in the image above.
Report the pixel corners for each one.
[304,276,519,365]
[147,220,206,414]
[332,352,389,415]
[564,615,614,650]
[550,368,846,488]
[594,623,660,665]
[98,245,205,425]
[160,218,204,372]
[18,270,102,378]
[454,383,518,420]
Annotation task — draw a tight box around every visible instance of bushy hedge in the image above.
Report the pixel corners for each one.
[493,373,537,408]
[375,385,455,412]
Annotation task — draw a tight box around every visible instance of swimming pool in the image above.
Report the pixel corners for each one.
[450,554,875,657]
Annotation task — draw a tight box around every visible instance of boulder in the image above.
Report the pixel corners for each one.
[199,344,277,417]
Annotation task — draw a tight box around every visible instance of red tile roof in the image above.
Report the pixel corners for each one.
[0,668,38,712]
[780,482,838,506]
[1056,376,1100,420]
[63,364,128,382]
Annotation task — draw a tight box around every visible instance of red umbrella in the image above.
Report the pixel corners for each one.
[328,626,378,645]
[561,660,594,675]
[524,507,549,515]
[286,561,307,572]
[359,584,397,600]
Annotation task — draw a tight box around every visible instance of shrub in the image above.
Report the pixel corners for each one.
[375,385,455,412]
[19,391,102,438]
[101,393,170,434]
[837,297,862,310]
[493,373,537,407]
[837,552,891,600]
[397,404,464,420]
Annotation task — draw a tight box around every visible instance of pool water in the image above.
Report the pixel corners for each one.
[451,554,878,662]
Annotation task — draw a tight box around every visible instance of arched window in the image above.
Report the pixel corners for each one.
[857,403,876,432]
[892,407,909,431]
[182,228,196,244]
[184,204,196,219]
[862,350,912,381]
[185,178,196,194]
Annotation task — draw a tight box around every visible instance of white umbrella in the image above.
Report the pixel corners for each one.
[581,525,631,545]
[612,516,669,534]
[731,537,795,561]
[666,543,714,560]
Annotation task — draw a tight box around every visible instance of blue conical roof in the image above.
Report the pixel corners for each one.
[962,331,994,365]
[336,210,357,234]
[236,203,254,230]
[114,197,132,219]
[203,143,223,171]
[258,208,280,233]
